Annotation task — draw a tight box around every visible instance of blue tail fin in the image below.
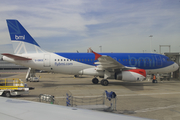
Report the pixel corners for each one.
[6,19,44,54]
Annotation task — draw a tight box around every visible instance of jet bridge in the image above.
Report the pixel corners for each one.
[164,52,180,79]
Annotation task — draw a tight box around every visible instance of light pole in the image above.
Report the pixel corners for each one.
[99,46,102,53]
[149,35,153,53]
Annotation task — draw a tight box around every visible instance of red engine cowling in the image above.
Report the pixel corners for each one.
[115,69,146,81]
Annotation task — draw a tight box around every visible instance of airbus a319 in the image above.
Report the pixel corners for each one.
[2,20,179,86]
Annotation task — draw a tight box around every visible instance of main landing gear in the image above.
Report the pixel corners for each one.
[101,79,109,86]
[92,78,99,84]
[92,78,109,86]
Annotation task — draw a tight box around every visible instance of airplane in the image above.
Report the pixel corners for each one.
[0,97,152,120]
[1,19,179,86]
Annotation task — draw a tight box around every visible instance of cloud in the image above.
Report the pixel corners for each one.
[0,0,179,53]
[0,44,14,55]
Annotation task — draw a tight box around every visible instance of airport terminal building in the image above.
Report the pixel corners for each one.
[0,59,27,71]
[164,52,180,79]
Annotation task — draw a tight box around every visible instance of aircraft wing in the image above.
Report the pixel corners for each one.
[2,53,32,60]
[0,97,151,120]
[92,51,124,69]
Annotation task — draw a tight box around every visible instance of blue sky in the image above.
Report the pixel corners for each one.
[0,0,180,54]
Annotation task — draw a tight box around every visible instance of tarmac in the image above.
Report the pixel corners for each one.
[1,72,180,120]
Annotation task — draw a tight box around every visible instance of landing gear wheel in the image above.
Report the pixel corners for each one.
[101,80,104,85]
[4,92,11,97]
[101,79,109,86]
[92,78,99,84]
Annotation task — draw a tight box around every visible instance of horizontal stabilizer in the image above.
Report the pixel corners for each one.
[2,53,32,60]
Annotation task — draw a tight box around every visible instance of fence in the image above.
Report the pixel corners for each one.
[66,90,117,111]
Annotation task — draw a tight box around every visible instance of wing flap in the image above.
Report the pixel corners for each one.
[2,53,32,60]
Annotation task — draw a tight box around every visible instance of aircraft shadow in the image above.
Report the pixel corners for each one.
[109,81,156,91]
[42,83,97,87]
[9,94,39,98]
[41,81,156,92]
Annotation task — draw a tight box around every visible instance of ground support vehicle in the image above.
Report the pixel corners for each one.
[0,78,34,97]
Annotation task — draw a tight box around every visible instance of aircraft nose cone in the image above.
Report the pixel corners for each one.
[174,62,179,71]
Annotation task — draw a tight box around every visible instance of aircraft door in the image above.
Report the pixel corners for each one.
[44,54,51,67]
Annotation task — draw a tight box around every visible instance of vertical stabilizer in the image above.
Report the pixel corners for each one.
[6,19,45,54]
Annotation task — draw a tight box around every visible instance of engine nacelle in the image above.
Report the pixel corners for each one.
[115,69,146,81]
[79,68,104,76]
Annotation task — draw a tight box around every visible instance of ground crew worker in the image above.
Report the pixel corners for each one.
[152,74,157,83]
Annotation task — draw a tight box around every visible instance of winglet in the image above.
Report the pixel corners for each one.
[90,48,102,60]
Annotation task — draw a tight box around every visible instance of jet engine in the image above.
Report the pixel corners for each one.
[115,69,146,81]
